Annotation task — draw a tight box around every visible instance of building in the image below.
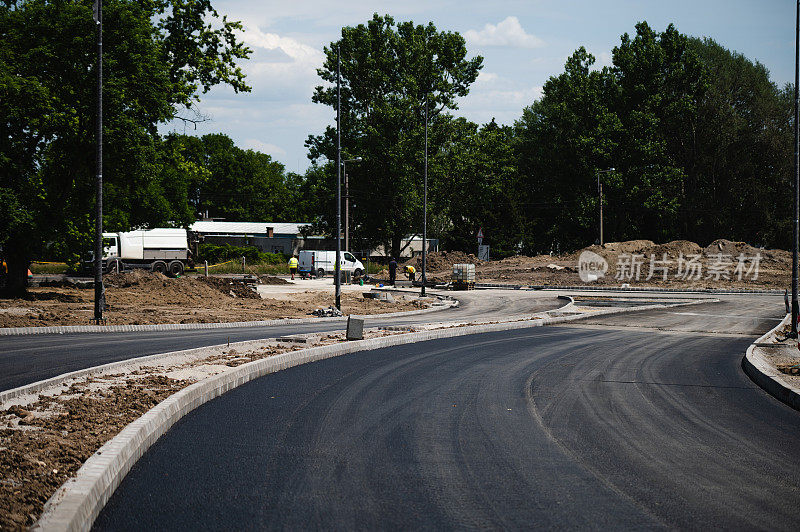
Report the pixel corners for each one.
[190,221,438,259]
[190,221,312,255]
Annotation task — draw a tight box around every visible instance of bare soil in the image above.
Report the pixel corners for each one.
[0,375,186,530]
[375,239,789,289]
[0,271,428,328]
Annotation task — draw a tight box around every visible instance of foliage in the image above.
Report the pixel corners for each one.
[305,14,483,258]
[198,243,285,265]
[513,22,789,252]
[0,0,251,295]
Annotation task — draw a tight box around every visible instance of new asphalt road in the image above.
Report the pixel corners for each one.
[0,290,564,391]
[94,297,799,530]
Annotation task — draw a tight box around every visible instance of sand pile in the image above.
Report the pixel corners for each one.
[404,251,476,272]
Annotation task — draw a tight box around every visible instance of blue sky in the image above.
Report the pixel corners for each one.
[161,0,796,174]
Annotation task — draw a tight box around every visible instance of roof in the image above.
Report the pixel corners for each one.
[190,221,311,236]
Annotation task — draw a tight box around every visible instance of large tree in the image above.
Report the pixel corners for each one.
[0,0,250,294]
[305,14,483,258]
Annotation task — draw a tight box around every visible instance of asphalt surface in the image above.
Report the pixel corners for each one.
[94,298,800,530]
[0,291,564,391]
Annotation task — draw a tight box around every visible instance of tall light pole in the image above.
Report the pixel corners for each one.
[335,45,342,311]
[597,168,615,246]
[342,157,362,252]
[792,0,799,336]
[93,0,105,323]
[421,97,428,297]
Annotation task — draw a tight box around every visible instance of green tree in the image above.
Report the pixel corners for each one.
[515,23,709,252]
[0,0,250,294]
[306,14,483,258]
[686,37,792,248]
[436,119,524,257]
[194,134,302,222]
[515,47,620,252]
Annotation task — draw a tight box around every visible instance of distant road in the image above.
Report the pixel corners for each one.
[94,297,800,530]
[0,290,563,391]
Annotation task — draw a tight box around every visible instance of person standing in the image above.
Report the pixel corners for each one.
[288,255,299,280]
[388,257,397,286]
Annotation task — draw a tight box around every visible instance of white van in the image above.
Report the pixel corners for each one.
[298,250,365,279]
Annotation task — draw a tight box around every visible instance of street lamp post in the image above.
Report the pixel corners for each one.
[597,168,615,246]
[335,46,342,311]
[93,0,105,324]
[342,157,362,252]
[792,0,799,336]
[421,98,428,297]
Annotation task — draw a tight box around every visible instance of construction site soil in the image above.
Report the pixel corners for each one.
[375,239,788,289]
[0,271,425,328]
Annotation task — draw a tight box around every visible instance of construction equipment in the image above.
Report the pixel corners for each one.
[452,263,475,290]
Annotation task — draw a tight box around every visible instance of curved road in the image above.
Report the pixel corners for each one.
[94,297,799,530]
[0,290,564,392]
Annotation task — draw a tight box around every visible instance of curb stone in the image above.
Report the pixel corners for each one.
[33,298,712,531]
[0,299,458,337]
[742,313,800,411]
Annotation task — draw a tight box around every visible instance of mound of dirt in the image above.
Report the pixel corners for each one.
[197,277,260,299]
[258,275,290,285]
[403,251,476,273]
[703,239,760,258]
[652,240,703,257]
[601,240,656,254]
[104,269,171,288]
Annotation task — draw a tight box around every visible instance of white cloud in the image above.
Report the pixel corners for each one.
[244,139,287,156]
[477,71,499,84]
[464,16,544,48]
[233,24,325,93]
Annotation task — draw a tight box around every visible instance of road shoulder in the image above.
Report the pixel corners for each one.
[742,313,800,411]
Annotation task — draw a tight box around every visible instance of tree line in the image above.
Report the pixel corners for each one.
[1,4,793,294]
[307,16,793,258]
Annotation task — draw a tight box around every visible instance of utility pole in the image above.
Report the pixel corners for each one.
[335,46,342,311]
[421,97,428,297]
[792,0,799,335]
[596,168,615,246]
[344,169,349,251]
[93,0,105,324]
[342,157,362,252]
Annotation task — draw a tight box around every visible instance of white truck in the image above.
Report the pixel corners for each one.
[298,250,365,279]
[93,228,193,276]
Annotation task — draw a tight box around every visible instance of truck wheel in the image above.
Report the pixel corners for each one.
[152,261,168,274]
[168,261,184,277]
[317,268,325,278]
[353,268,363,279]
[106,259,122,274]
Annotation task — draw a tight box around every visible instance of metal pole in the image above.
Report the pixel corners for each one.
[599,179,604,246]
[421,97,427,297]
[793,0,799,335]
[597,171,604,246]
[335,46,342,311]
[93,0,104,323]
[344,163,349,251]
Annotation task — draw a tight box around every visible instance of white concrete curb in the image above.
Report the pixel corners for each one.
[33,298,712,531]
[742,313,800,411]
[0,300,457,337]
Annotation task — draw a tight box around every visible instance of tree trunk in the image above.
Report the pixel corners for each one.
[390,234,402,261]
[1,251,29,298]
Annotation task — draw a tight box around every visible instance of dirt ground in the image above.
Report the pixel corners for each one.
[379,239,789,289]
[0,375,187,529]
[0,271,427,328]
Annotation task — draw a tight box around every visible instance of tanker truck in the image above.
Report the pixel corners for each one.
[87,228,194,276]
